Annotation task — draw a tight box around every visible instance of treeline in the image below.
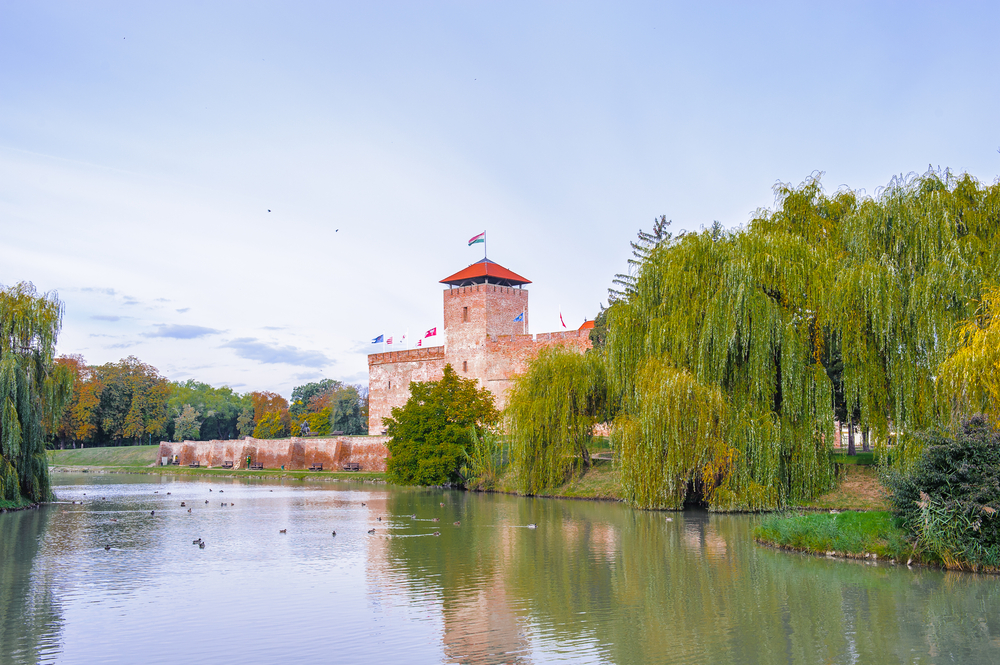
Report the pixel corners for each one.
[50,355,368,448]
[502,168,1000,511]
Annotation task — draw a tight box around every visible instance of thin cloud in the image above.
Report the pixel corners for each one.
[106,342,135,349]
[176,307,190,313]
[91,314,121,322]
[81,287,118,296]
[145,324,222,339]
[223,337,332,367]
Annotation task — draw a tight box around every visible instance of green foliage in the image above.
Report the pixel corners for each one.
[385,364,499,486]
[885,416,1000,570]
[252,411,288,439]
[0,282,70,503]
[172,404,202,441]
[937,287,1000,427]
[464,426,508,491]
[236,407,254,437]
[603,169,1000,510]
[166,380,250,440]
[290,379,338,416]
[506,347,607,494]
[291,379,368,434]
[754,511,909,560]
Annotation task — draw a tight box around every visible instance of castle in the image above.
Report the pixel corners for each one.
[367,258,593,434]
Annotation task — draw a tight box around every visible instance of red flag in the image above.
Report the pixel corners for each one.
[386,337,393,345]
[425,327,437,337]
[559,312,566,328]
[417,339,422,347]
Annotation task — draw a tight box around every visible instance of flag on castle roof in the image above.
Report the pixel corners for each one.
[440,258,531,287]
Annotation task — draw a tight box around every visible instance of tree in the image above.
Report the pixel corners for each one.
[87,357,170,445]
[253,411,288,438]
[290,379,369,434]
[1,282,72,503]
[385,365,499,485]
[506,347,607,494]
[172,404,202,441]
[166,380,250,440]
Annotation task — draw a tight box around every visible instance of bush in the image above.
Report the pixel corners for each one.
[385,365,499,486]
[885,416,1000,569]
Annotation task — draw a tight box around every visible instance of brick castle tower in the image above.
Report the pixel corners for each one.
[368,259,591,434]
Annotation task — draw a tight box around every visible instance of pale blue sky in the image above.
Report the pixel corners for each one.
[2,1,998,395]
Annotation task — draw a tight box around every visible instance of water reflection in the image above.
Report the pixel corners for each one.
[2,475,999,664]
[0,507,63,664]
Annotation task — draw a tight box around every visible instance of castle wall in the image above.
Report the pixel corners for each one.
[368,346,446,434]
[157,435,390,472]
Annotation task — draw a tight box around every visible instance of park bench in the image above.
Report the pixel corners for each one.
[189,461,200,468]
[309,463,323,471]
[221,461,233,469]
[343,462,361,472]
[250,462,264,470]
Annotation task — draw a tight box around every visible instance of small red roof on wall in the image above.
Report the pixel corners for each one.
[579,320,595,331]
[440,259,531,287]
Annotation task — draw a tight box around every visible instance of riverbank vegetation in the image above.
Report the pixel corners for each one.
[1,283,73,504]
[506,168,1000,513]
[45,358,368,448]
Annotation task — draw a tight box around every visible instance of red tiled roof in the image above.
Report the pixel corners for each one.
[440,259,531,286]
[578,320,595,330]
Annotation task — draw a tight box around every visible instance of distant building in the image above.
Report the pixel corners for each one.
[367,258,592,434]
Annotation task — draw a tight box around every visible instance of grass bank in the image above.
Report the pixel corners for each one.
[0,496,37,511]
[754,511,914,563]
[48,445,160,468]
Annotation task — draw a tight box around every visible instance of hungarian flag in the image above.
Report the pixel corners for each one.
[425,327,437,337]
[372,334,384,344]
[386,337,393,345]
[468,231,485,246]
[417,339,422,347]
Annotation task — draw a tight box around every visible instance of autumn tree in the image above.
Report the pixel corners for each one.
[250,391,290,438]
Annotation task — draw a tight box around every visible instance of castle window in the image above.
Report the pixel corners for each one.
[463,361,468,372]
[388,380,391,390]
[462,306,469,322]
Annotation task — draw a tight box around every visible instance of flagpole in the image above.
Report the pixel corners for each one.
[484,230,487,261]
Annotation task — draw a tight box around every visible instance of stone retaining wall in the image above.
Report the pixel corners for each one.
[157,436,389,472]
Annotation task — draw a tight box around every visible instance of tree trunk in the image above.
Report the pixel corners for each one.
[862,428,870,453]
[847,419,856,456]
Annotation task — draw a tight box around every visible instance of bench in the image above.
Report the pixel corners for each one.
[221,461,233,469]
[188,461,200,468]
[250,462,263,470]
[309,463,323,471]
[343,462,361,472]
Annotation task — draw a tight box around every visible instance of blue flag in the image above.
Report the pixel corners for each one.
[513,312,524,322]
[372,334,384,344]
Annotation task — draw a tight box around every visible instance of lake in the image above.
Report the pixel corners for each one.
[2,473,999,664]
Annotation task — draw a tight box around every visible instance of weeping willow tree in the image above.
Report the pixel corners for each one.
[937,287,1000,426]
[606,169,1000,510]
[0,282,72,505]
[506,347,607,495]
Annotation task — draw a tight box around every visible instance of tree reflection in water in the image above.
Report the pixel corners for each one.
[0,507,63,665]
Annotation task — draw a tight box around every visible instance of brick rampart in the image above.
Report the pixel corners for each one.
[157,435,389,472]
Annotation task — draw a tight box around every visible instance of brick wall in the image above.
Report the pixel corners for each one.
[368,346,446,434]
[157,435,390,472]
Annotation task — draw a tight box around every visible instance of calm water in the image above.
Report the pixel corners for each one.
[2,474,999,664]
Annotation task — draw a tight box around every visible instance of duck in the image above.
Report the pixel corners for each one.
[432,518,439,522]
[361,502,366,507]
[527,523,537,529]
[433,532,440,536]
[279,529,287,534]
[367,528,376,534]
[150,510,155,516]
[193,538,203,544]
[205,500,209,504]
[453,521,461,526]
[187,508,192,513]
[332,531,336,537]
[105,544,111,551]
[440,502,445,507]
[377,516,382,521]
[199,541,205,549]
[167,492,171,495]
[180,502,186,507]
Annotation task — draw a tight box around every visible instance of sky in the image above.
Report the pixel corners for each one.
[2,1,999,397]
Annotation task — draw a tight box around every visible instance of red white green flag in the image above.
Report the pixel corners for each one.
[468,231,485,246]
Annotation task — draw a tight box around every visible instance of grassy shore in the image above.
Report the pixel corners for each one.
[754,511,912,562]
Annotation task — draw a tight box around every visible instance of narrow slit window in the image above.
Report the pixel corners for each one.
[463,361,468,372]
[462,306,469,322]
